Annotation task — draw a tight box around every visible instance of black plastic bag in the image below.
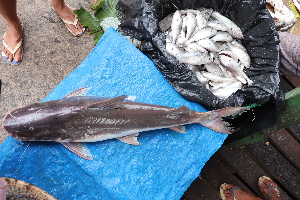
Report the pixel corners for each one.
[116,0,285,142]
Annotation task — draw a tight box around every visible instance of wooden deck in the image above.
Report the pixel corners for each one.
[181,74,300,200]
[182,2,300,199]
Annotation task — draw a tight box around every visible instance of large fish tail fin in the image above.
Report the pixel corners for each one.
[199,107,248,134]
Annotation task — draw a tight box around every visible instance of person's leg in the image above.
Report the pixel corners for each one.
[220,183,262,200]
[51,0,84,36]
[0,178,7,200]
[0,0,22,63]
[258,176,280,200]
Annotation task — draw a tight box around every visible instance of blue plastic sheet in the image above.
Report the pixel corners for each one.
[0,27,227,199]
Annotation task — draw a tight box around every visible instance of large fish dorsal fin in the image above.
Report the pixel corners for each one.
[117,133,139,145]
[60,142,92,160]
[62,87,87,99]
[173,106,191,114]
[87,95,128,110]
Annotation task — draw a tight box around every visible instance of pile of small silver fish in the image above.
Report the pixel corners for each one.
[160,8,253,99]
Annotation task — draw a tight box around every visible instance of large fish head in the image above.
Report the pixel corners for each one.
[2,102,65,141]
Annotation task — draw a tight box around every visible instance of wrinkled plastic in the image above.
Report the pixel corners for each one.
[116,0,285,142]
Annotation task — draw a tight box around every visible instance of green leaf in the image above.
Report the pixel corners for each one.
[94,0,119,22]
[73,8,101,31]
[90,0,105,12]
[94,31,104,45]
[88,30,100,34]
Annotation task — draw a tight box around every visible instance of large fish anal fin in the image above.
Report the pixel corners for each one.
[117,133,140,145]
[87,95,128,110]
[169,125,186,133]
[60,142,92,160]
[200,107,249,134]
[62,87,87,99]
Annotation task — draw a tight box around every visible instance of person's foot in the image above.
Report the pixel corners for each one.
[0,178,7,200]
[220,183,262,200]
[258,176,280,200]
[2,22,23,64]
[52,5,84,36]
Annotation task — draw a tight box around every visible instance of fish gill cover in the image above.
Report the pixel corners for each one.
[116,0,285,142]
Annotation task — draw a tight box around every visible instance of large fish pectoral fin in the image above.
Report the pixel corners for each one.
[87,95,128,110]
[169,125,186,133]
[60,142,92,160]
[117,133,140,145]
[61,87,87,99]
[199,107,249,134]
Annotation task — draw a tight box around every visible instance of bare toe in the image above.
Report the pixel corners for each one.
[0,178,7,200]
[220,183,262,200]
[258,176,280,200]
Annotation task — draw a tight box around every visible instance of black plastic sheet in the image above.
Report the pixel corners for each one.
[116,0,285,142]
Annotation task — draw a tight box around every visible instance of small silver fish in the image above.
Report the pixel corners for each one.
[207,20,228,32]
[219,54,253,85]
[205,63,225,76]
[202,71,232,83]
[186,27,217,44]
[211,31,233,42]
[2,89,248,159]
[176,29,187,46]
[226,42,251,68]
[166,41,184,56]
[211,11,243,39]
[185,12,197,40]
[196,9,213,29]
[184,42,208,53]
[176,51,212,65]
[171,10,183,42]
[197,38,221,52]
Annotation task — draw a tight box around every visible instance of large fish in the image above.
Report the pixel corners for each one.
[2,88,247,159]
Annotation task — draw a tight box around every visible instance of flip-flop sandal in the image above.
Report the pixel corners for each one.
[52,6,85,36]
[220,183,242,200]
[2,35,22,66]
[258,176,280,200]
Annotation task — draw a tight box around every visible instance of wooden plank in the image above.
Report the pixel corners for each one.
[283,75,300,88]
[181,177,220,200]
[247,142,300,199]
[268,129,300,171]
[286,124,300,141]
[200,153,254,195]
[217,145,268,198]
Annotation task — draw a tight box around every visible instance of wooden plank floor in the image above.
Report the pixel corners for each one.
[182,1,300,198]
[181,75,300,200]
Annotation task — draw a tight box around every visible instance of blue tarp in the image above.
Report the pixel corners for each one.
[0,27,227,200]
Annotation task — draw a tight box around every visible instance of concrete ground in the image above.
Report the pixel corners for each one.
[0,0,95,143]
